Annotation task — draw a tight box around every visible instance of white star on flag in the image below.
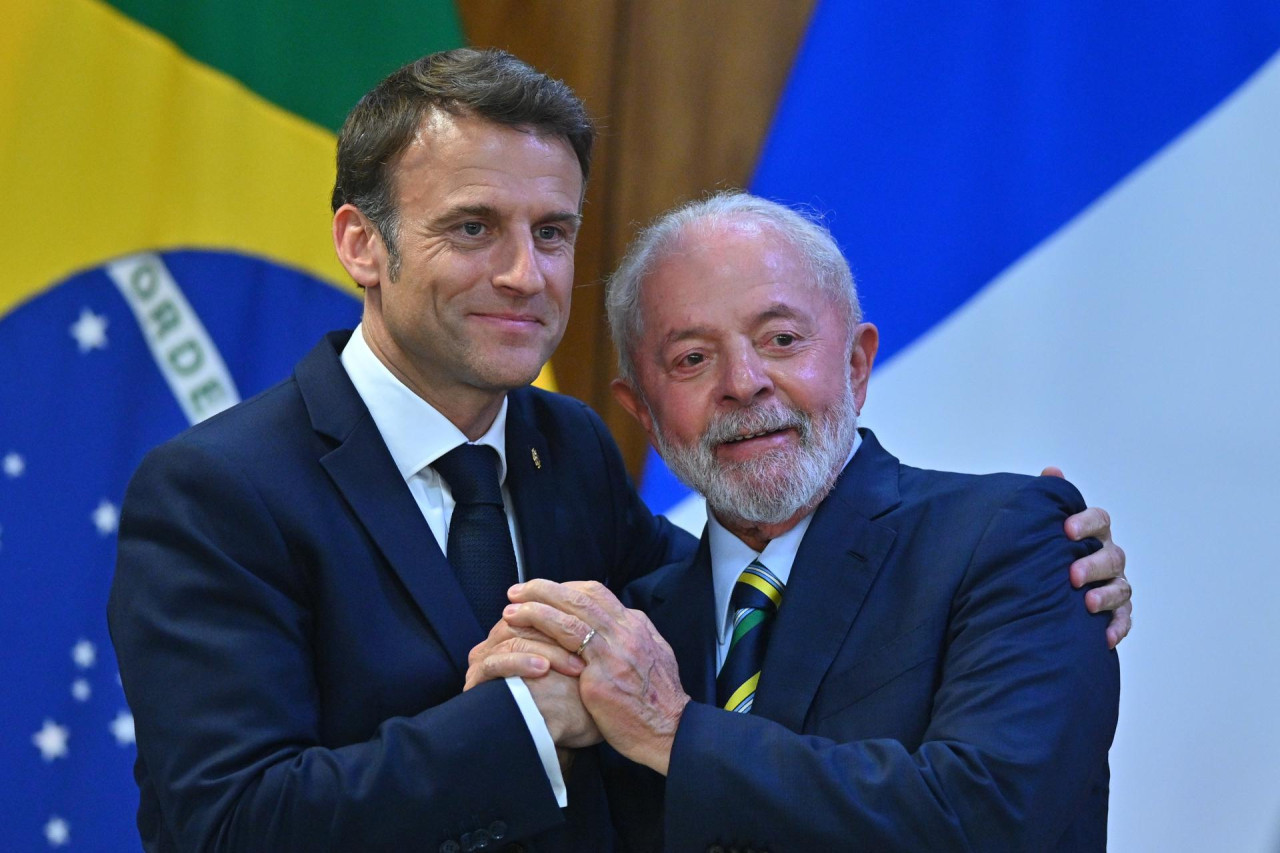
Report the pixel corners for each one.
[72,638,97,669]
[43,816,70,847]
[71,679,91,702]
[91,500,119,536]
[32,719,69,762]
[109,710,135,746]
[2,451,23,478]
[69,307,109,353]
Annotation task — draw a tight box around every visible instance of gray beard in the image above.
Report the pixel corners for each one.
[651,382,859,526]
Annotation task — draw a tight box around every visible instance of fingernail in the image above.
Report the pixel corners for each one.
[504,604,518,617]
[509,583,525,595]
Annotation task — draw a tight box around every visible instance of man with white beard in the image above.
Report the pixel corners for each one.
[473,192,1120,851]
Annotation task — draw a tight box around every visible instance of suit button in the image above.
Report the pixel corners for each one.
[465,828,492,851]
[708,846,726,853]
[488,821,507,840]
[439,842,461,853]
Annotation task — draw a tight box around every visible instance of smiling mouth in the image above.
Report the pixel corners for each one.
[722,429,787,444]
[473,312,543,325]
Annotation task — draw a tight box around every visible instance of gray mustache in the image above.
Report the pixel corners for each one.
[703,405,811,447]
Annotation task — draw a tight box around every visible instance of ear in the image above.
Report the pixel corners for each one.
[849,322,879,413]
[332,203,385,289]
[611,378,657,444]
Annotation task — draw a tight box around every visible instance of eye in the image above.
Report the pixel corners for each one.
[772,333,796,347]
[460,221,485,237]
[679,352,705,368]
[536,225,563,241]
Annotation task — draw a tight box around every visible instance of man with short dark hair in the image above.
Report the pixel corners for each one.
[479,192,1120,851]
[109,51,1128,852]
[109,49,688,852]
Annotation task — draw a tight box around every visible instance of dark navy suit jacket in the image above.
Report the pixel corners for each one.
[108,331,692,852]
[610,430,1119,852]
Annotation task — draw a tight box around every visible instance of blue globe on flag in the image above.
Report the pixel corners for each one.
[0,250,359,848]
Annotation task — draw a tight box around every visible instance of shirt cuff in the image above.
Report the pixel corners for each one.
[505,676,568,807]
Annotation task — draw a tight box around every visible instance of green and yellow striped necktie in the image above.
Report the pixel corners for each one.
[716,560,785,713]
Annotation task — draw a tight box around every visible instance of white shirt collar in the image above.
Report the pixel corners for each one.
[707,429,862,647]
[339,324,509,483]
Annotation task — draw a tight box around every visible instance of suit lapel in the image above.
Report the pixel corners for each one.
[753,430,902,731]
[503,390,563,582]
[644,536,718,703]
[297,333,484,678]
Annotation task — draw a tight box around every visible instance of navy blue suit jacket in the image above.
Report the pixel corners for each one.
[108,331,692,852]
[611,430,1119,852]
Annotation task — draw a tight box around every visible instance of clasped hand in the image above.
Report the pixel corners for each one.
[464,580,690,775]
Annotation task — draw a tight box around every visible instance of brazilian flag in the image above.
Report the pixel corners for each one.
[0,1,469,846]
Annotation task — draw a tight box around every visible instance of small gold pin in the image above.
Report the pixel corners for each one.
[531,447,542,469]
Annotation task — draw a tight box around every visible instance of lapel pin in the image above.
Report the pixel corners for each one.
[531,447,542,469]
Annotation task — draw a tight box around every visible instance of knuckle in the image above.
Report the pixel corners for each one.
[580,679,603,705]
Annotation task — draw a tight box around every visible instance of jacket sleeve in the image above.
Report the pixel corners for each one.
[108,439,566,852]
[662,476,1120,852]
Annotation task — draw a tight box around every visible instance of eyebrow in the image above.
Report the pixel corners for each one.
[660,325,719,351]
[755,302,806,324]
[540,210,583,228]
[431,204,582,229]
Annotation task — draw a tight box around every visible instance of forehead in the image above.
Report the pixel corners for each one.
[640,223,831,331]
[391,110,584,211]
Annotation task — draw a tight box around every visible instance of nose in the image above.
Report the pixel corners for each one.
[492,231,546,296]
[719,343,773,406]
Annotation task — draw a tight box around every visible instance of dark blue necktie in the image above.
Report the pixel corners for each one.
[431,444,519,629]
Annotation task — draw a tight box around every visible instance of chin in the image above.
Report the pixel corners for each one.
[470,360,549,391]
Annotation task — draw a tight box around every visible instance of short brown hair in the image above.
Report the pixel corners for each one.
[331,48,595,275]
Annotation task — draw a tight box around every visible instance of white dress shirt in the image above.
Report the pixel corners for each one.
[340,324,567,806]
[707,430,862,672]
